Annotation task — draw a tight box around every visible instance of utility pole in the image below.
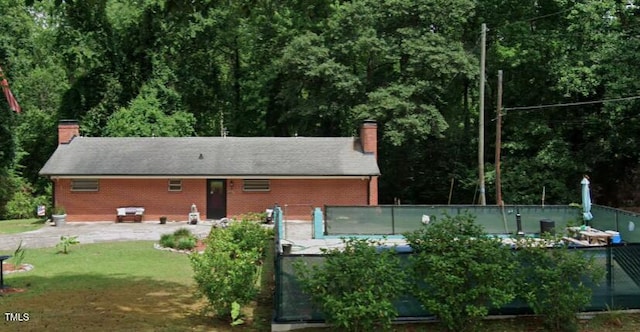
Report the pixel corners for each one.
[478,23,487,205]
[495,70,503,206]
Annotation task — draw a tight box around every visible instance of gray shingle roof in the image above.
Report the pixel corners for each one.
[39,137,380,177]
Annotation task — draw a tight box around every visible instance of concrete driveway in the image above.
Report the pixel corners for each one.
[0,220,215,251]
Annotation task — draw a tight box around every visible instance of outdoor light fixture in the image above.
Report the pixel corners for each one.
[230,180,234,188]
[198,153,204,159]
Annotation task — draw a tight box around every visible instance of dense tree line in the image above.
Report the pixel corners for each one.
[1,0,639,217]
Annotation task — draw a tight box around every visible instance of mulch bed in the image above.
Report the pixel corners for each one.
[2,263,32,273]
[154,239,207,254]
[0,287,26,294]
[1,263,31,294]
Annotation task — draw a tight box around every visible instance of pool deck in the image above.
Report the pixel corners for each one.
[279,221,615,254]
[281,220,407,254]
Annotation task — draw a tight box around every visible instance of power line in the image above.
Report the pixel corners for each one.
[503,95,640,111]
[499,7,576,29]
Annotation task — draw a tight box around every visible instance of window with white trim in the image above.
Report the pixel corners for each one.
[243,179,270,192]
[168,179,183,192]
[71,179,99,192]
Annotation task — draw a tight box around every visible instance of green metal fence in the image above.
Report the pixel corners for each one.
[324,205,581,237]
[591,205,640,243]
[274,205,640,324]
[274,245,640,323]
[321,205,640,242]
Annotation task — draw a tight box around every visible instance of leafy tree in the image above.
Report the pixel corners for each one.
[295,238,407,331]
[404,213,517,332]
[104,85,195,137]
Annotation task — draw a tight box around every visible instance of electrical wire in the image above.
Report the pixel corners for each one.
[503,95,640,111]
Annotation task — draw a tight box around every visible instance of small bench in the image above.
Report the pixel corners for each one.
[116,207,145,223]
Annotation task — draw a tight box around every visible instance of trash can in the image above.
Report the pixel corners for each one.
[540,219,555,235]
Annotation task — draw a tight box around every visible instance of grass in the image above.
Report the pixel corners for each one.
[0,218,47,234]
[0,241,273,331]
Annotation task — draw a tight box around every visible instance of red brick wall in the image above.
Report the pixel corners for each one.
[369,176,378,205]
[55,178,206,222]
[54,177,372,221]
[226,178,370,220]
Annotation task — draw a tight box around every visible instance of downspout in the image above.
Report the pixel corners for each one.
[50,177,55,216]
[367,176,371,205]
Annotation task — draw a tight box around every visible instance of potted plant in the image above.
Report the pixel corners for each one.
[52,206,67,227]
[159,216,167,224]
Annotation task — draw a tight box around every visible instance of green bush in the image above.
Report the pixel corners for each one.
[190,220,271,317]
[234,211,267,222]
[173,227,192,237]
[404,213,517,332]
[159,233,176,248]
[516,236,605,332]
[159,228,197,250]
[176,236,196,250]
[295,238,407,331]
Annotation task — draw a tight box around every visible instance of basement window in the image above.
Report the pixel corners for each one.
[243,179,270,192]
[71,179,99,192]
[168,179,183,192]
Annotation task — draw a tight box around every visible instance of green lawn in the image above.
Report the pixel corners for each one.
[0,241,273,332]
[0,218,47,234]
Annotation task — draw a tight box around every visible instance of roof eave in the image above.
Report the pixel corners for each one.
[44,174,380,179]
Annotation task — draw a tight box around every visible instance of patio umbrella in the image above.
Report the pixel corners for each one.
[581,176,593,223]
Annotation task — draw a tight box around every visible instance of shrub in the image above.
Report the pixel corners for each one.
[516,236,605,332]
[233,211,267,222]
[173,227,192,237]
[404,213,517,332]
[159,233,176,248]
[159,228,197,250]
[295,238,407,331]
[4,173,51,219]
[176,236,196,250]
[190,220,271,317]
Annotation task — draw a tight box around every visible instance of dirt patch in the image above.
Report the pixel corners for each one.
[0,287,26,294]
[195,239,206,252]
[1,263,31,294]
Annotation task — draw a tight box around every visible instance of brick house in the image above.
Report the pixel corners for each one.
[39,120,380,222]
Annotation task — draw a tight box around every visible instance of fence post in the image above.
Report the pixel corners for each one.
[313,207,324,239]
[275,205,284,240]
[391,205,396,235]
[606,239,614,308]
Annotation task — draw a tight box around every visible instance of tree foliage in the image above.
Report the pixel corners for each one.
[2,0,640,215]
[294,238,407,332]
[515,236,605,332]
[404,214,517,332]
[190,220,272,318]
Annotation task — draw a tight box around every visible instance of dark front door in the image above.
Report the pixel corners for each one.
[207,180,226,219]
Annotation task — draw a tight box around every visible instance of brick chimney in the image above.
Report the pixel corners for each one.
[58,120,80,144]
[360,120,377,159]
[360,120,378,205]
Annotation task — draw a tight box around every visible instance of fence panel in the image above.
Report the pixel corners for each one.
[324,205,581,237]
[274,245,640,323]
